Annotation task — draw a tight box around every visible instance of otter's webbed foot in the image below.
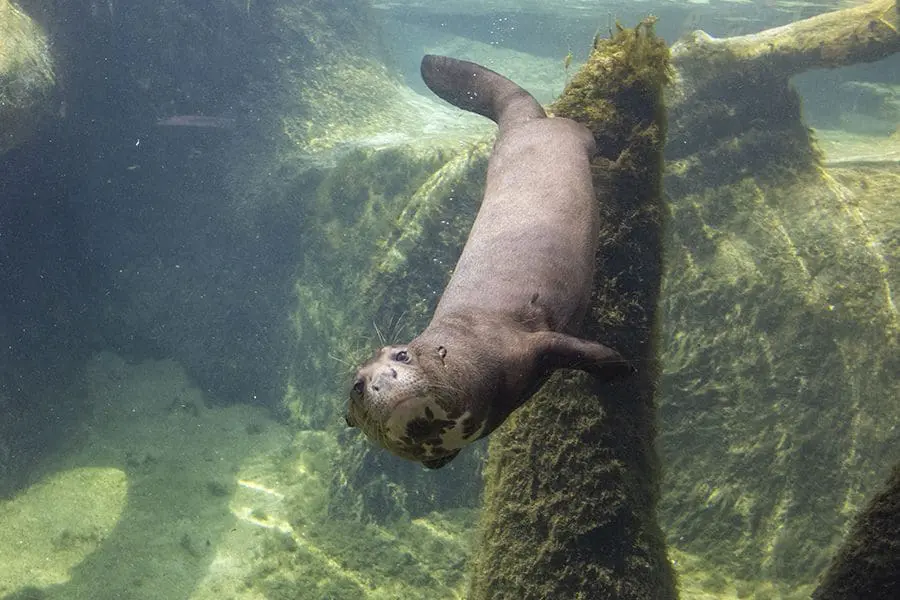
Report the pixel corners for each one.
[532,331,632,381]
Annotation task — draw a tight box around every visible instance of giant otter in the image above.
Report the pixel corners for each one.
[346,55,628,469]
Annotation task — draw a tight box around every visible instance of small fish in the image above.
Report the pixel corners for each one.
[156,115,235,129]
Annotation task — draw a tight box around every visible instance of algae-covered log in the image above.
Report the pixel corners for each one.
[675,0,899,82]
[657,0,900,591]
[813,461,900,599]
[668,0,899,191]
[468,20,675,600]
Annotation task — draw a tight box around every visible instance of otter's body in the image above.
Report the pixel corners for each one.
[347,56,626,468]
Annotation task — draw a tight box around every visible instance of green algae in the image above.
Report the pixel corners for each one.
[468,19,674,600]
[282,143,479,430]
[271,137,495,522]
[249,510,474,599]
[0,0,55,156]
[553,18,670,157]
[312,142,494,521]
[658,165,900,585]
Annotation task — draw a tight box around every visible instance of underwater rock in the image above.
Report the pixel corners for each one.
[659,163,900,587]
[0,0,55,156]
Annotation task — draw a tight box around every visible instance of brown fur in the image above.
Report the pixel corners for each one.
[347,56,628,469]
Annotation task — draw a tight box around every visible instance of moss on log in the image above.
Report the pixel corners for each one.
[468,20,676,600]
[668,0,900,192]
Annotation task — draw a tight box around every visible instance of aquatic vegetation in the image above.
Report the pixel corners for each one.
[659,164,900,584]
[470,19,673,600]
[553,17,670,159]
[0,0,55,156]
[283,144,469,429]
[248,507,475,599]
[290,142,493,520]
[656,0,900,587]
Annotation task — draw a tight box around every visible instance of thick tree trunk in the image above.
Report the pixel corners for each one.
[468,20,676,600]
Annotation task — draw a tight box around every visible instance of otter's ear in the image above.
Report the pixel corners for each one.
[422,450,460,470]
[344,414,356,428]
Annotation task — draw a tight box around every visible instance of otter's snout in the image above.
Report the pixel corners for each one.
[370,366,398,392]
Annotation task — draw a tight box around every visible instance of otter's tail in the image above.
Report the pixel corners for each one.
[420,55,545,129]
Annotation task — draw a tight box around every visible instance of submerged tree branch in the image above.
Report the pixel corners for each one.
[674,0,899,82]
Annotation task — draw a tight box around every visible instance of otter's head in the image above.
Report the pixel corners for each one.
[345,344,485,469]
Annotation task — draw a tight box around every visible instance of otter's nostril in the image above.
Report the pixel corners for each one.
[372,385,380,392]
[389,368,397,378]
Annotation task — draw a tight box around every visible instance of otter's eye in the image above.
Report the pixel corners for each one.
[394,350,410,363]
[351,379,364,396]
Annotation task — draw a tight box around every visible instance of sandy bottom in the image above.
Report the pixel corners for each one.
[816,128,900,166]
[0,352,296,599]
[0,352,472,600]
